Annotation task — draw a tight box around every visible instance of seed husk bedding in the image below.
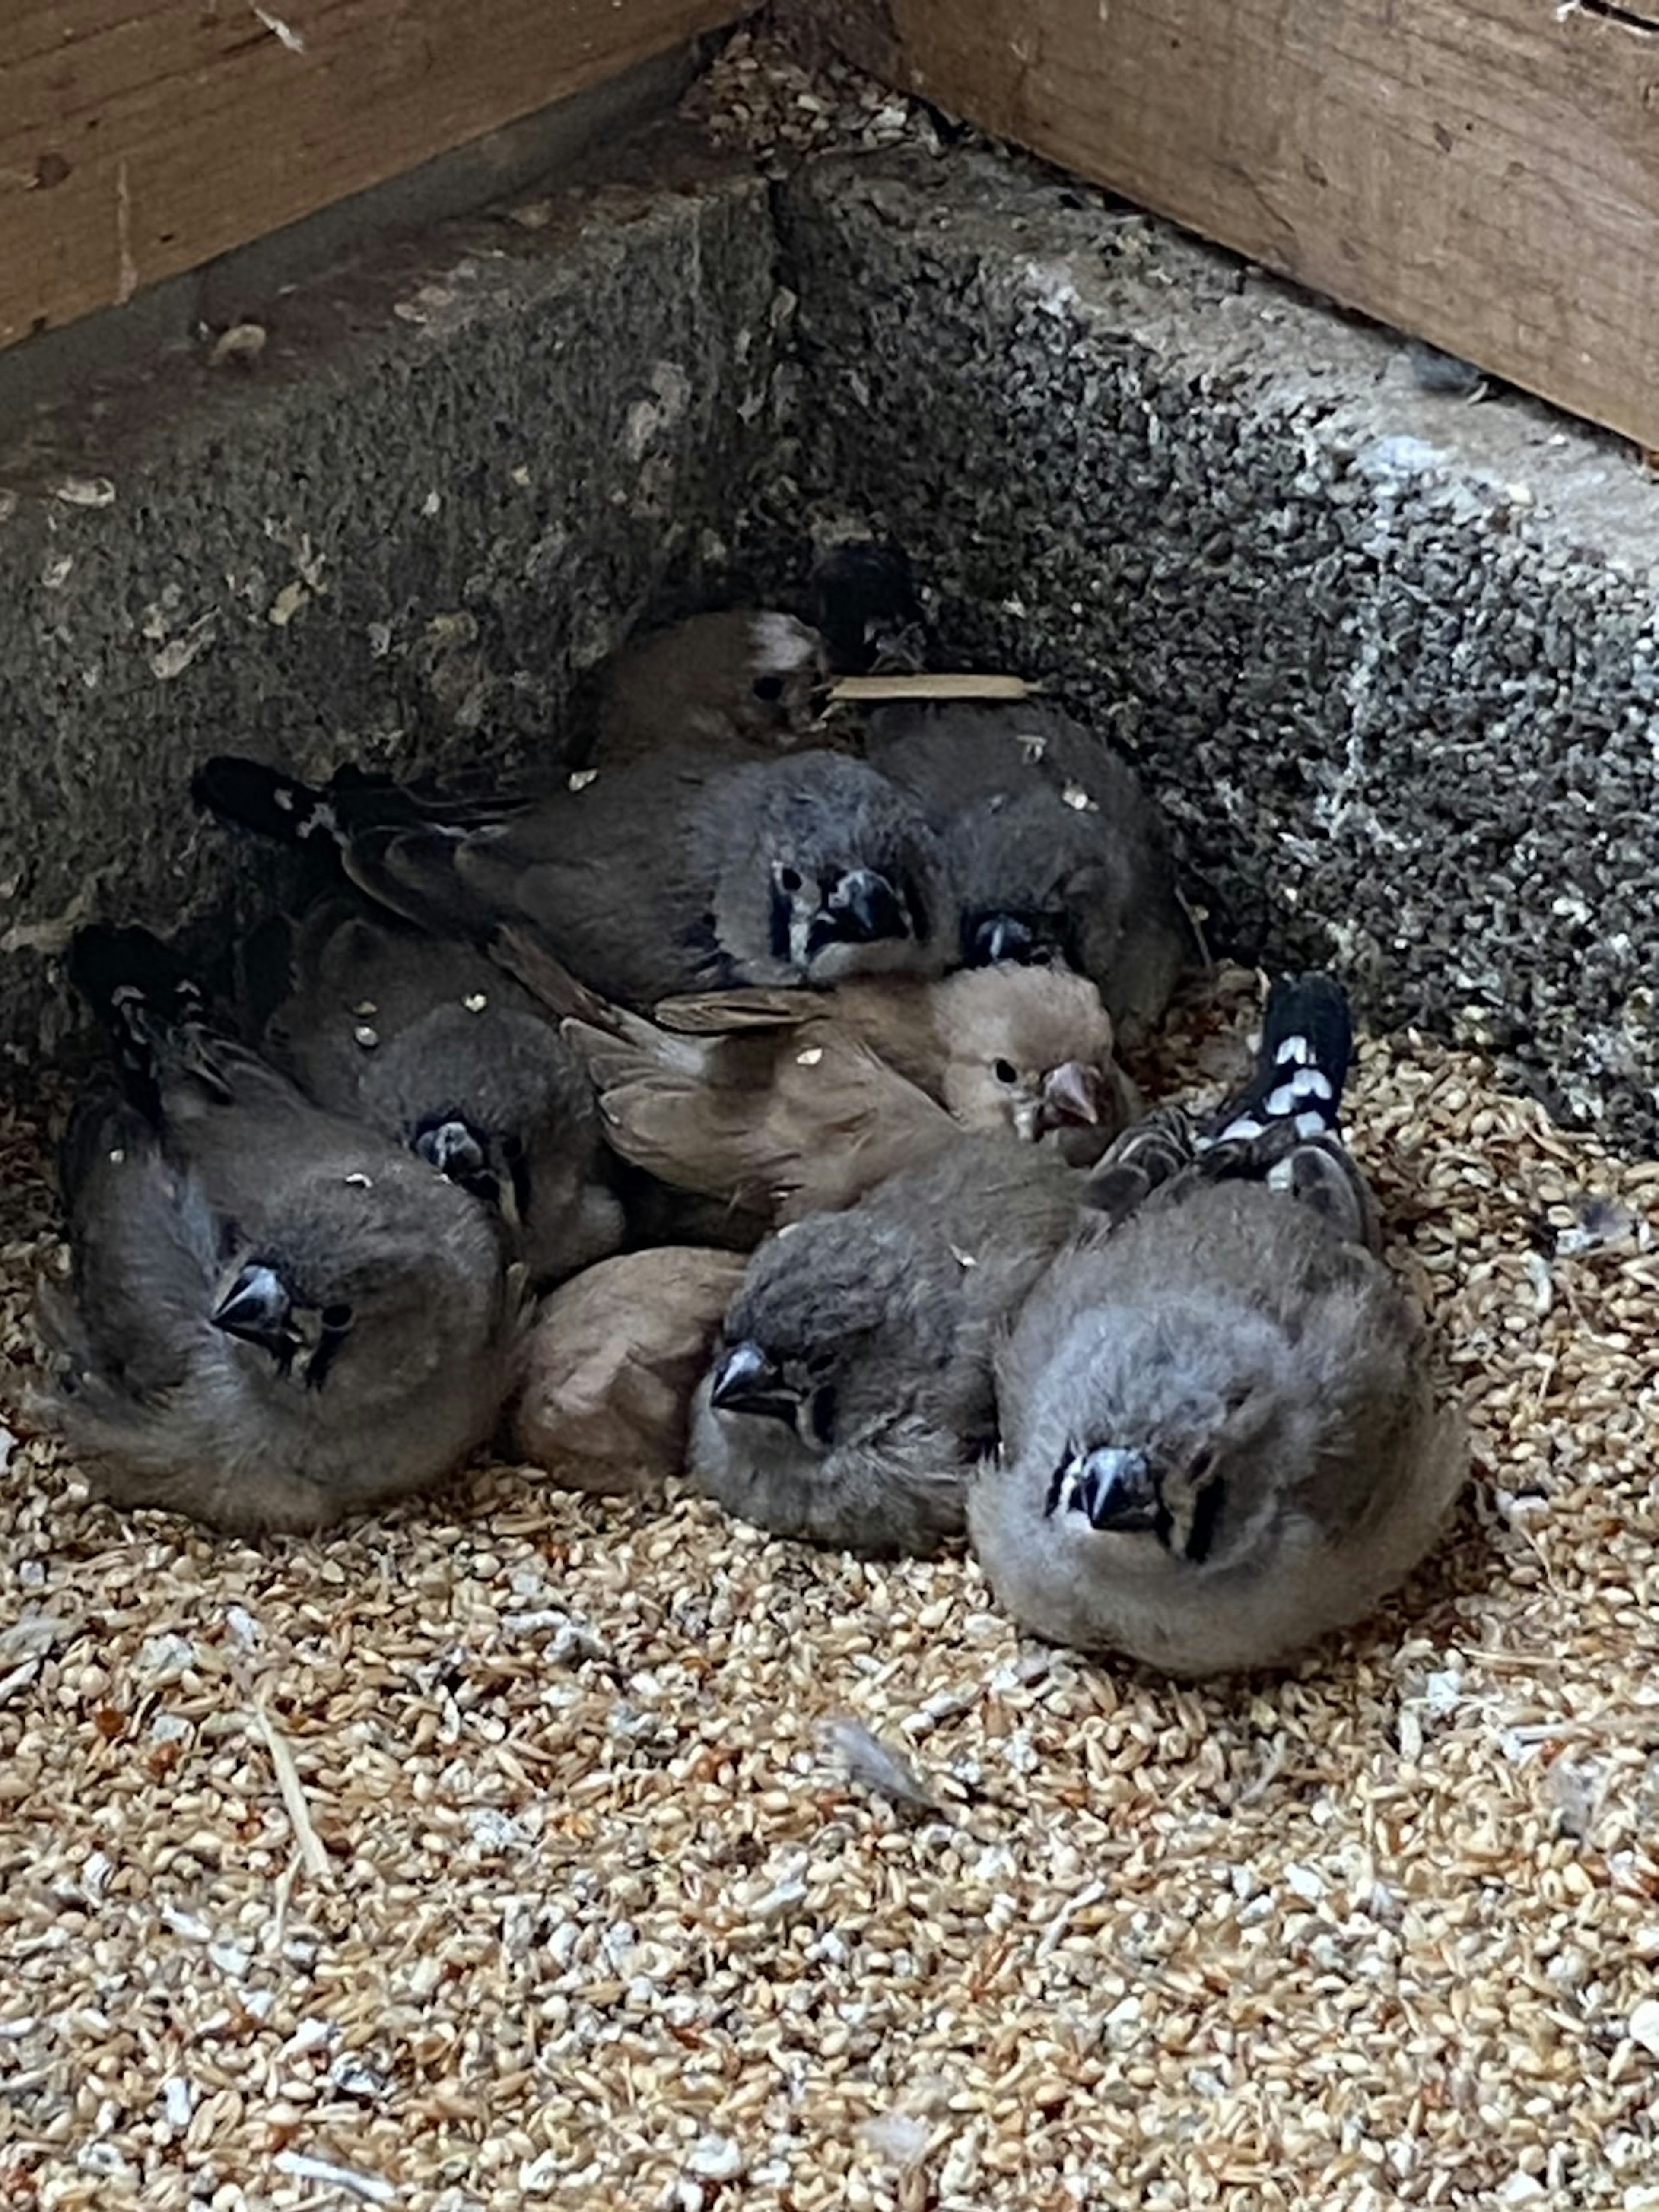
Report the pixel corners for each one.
[3,968,1659,2211]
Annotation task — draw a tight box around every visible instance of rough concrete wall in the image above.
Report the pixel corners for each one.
[0,140,781,1074]
[778,146,1659,1149]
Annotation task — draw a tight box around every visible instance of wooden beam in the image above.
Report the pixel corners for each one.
[832,0,1659,452]
[0,0,749,353]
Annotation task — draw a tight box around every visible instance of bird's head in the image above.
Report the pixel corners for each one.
[735,612,830,745]
[209,1259,357,1393]
[1039,1301,1317,1577]
[411,1111,528,1231]
[703,1214,954,1459]
[934,963,1128,1155]
[737,754,946,985]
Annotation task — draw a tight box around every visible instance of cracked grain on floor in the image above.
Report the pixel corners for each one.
[3,976,1659,2212]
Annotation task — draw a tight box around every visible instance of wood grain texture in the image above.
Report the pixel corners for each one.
[832,0,1659,449]
[0,0,747,351]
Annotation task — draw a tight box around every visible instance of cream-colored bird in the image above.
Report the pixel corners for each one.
[511,1247,748,1498]
[495,928,1139,1228]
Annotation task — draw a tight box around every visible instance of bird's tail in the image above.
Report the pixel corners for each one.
[1200,972,1378,1249]
[1206,971,1353,1149]
[193,755,348,847]
[67,923,234,1122]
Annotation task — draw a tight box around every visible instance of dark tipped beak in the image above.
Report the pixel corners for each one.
[416,1117,489,1184]
[1062,1446,1160,1533]
[969,912,1035,967]
[1038,1060,1104,1133]
[709,1342,801,1427]
[823,867,908,947]
[211,1263,292,1352]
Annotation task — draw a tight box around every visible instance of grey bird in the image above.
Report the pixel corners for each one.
[591,609,829,767]
[688,1136,1086,1555]
[36,924,521,1536]
[251,896,623,1287]
[970,974,1467,1676]
[497,928,1138,1227]
[866,700,1195,1045]
[196,749,953,1011]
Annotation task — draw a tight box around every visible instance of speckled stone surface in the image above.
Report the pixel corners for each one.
[7,120,1659,1146]
[777,145,1659,1148]
[0,141,781,1074]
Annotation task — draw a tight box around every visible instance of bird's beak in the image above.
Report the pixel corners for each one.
[1055,1446,1160,1533]
[1038,1060,1104,1133]
[416,1117,489,1184]
[709,1342,801,1427]
[968,911,1038,967]
[1011,1094,1043,1144]
[820,868,908,947]
[211,1262,293,1354]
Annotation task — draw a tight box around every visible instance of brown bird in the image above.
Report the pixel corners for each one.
[495,928,1138,1229]
[591,610,828,767]
[510,1247,748,1497]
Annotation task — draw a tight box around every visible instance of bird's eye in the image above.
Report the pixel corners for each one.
[994,1058,1018,1085]
[752,674,786,704]
[778,865,802,894]
[321,1303,354,1332]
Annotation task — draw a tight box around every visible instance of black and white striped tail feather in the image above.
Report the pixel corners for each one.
[1204,971,1353,1152]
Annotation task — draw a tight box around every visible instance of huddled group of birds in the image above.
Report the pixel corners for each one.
[28,543,1468,1679]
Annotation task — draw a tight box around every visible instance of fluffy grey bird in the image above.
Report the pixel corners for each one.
[591,609,828,767]
[865,700,1195,1045]
[497,929,1137,1226]
[37,925,521,1536]
[197,748,953,1011]
[688,1137,1086,1555]
[251,897,623,1287]
[970,974,1467,1676]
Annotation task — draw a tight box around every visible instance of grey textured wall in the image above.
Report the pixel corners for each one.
[6,123,1659,1148]
[778,146,1659,1149]
[0,149,781,1070]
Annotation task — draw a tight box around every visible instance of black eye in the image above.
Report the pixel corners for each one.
[752,674,786,704]
[778,865,802,893]
[321,1303,353,1332]
[994,1059,1018,1085]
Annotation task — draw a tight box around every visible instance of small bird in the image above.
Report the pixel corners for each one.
[866,700,1195,1044]
[688,1136,1087,1555]
[807,541,928,674]
[197,747,953,1010]
[497,928,1138,1225]
[591,609,828,766]
[37,924,521,1536]
[970,974,1467,1676]
[510,1246,749,1496]
[250,896,623,1286]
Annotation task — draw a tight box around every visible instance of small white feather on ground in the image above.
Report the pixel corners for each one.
[3,969,1659,2210]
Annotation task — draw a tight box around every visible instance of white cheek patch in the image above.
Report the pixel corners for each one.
[750,612,818,671]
